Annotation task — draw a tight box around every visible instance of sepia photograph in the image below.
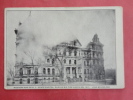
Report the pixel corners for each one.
[4,7,124,89]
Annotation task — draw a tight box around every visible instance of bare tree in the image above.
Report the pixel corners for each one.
[34,58,43,75]
[23,50,37,84]
[7,63,19,85]
[23,50,35,65]
[43,46,66,83]
[7,63,15,79]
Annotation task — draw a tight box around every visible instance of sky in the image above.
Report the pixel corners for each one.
[6,9,116,69]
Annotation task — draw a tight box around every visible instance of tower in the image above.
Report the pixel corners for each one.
[88,34,105,80]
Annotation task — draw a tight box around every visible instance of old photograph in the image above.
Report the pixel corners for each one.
[4,7,124,89]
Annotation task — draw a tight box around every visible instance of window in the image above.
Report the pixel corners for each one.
[27,69,31,75]
[47,59,50,63]
[35,78,38,84]
[67,67,70,74]
[74,50,77,56]
[27,78,30,84]
[64,59,66,63]
[48,68,50,75]
[69,60,71,64]
[72,68,76,74]
[20,79,22,84]
[88,69,89,74]
[84,61,86,66]
[35,68,38,75]
[84,69,86,74]
[74,60,76,65]
[87,60,89,66]
[43,68,46,74]
[52,69,55,75]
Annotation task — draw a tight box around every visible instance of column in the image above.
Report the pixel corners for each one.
[70,67,73,78]
[50,68,52,75]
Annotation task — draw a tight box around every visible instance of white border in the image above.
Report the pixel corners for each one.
[4,7,124,89]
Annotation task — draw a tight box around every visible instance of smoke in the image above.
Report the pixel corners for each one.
[13,10,116,69]
[16,13,77,64]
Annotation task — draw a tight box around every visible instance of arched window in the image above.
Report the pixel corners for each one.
[74,60,76,65]
[43,68,46,74]
[69,60,71,64]
[52,69,55,75]
[48,68,50,75]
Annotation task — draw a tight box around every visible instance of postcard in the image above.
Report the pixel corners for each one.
[4,7,124,89]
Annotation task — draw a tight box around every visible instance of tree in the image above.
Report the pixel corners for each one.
[24,50,45,84]
[7,63,15,79]
[43,45,66,83]
[24,50,35,65]
[7,63,19,85]
[23,50,38,84]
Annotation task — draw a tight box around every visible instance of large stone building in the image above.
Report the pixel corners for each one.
[14,24,105,85]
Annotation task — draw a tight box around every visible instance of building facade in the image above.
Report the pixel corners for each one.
[14,26,105,84]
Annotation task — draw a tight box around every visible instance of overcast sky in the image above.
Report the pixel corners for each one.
[6,9,116,69]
